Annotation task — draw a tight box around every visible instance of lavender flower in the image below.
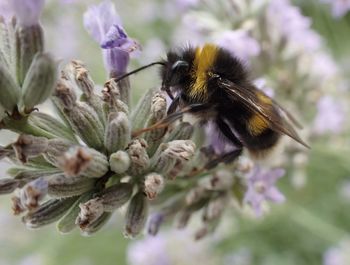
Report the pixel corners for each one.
[0,1,13,21]
[267,0,321,52]
[313,96,345,135]
[321,0,350,18]
[127,231,218,265]
[244,166,286,217]
[323,240,350,265]
[127,235,171,265]
[175,0,199,11]
[8,0,45,26]
[216,30,260,62]
[83,0,140,75]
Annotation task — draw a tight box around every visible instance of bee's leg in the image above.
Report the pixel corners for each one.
[204,118,243,169]
[204,149,242,169]
[167,94,180,115]
[132,103,209,137]
[215,118,242,147]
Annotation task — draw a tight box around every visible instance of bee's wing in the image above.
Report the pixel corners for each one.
[218,79,310,148]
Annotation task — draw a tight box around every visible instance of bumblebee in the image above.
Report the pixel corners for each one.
[116,43,309,167]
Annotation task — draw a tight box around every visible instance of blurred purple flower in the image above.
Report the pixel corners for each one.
[313,96,345,135]
[321,0,350,18]
[0,1,13,21]
[205,121,238,155]
[325,240,350,264]
[0,0,44,26]
[311,53,338,81]
[83,0,140,75]
[12,0,44,26]
[244,166,286,217]
[127,230,218,265]
[175,0,199,11]
[267,0,321,51]
[127,236,171,265]
[216,30,260,63]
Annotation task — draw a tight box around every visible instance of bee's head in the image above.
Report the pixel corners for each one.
[160,52,191,99]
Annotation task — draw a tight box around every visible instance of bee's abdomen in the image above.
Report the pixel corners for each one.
[242,127,280,152]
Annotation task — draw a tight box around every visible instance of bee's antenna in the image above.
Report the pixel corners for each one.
[113,61,165,83]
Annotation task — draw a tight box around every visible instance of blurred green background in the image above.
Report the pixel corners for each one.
[1,0,350,264]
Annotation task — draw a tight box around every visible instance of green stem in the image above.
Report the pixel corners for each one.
[289,203,347,244]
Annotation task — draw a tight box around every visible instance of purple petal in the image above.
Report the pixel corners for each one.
[83,0,122,44]
[103,48,130,75]
[265,187,285,203]
[9,0,44,26]
[101,25,129,49]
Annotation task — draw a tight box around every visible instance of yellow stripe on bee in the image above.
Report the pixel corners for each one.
[190,44,219,100]
[257,91,272,104]
[248,114,269,136]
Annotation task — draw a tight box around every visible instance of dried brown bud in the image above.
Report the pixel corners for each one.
[144,173,165,200]
[12,135,48,163]
[53,80,77,110]
[126,139,150,176]
[76,198,104,229]
[19,177,48,210]
[124,192,148,238]
[0,178,20,195]
[59,147,108,178]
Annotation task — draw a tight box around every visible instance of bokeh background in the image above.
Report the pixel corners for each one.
[1,0,350,264]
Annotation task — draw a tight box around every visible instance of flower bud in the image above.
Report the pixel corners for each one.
[48,173,95,198]
[164,122,194,142]
[59,146,108,178]
[130,88,157,130]
[102,80,129,114]
[12,134,48,163]
[144,93,167,156]
[200,170,234,191]
[53,79,77,110]
[15,24,44,85]
[147,194,185,236]
[0,18,13,67]
[185,186,208,206]
[67,60,94,96]
[97,182,133,211]
[65,61,107,125]
[109,151,130,174]
[147,213,164,236]
[124,192,148,238]
[202,194,228,222]
[0,178,20,195]
[19,177,48,210]
[57,191,93,234]
[104,111,130,154]
[43,138,73,166]
[23,197,77,229]
[0,63,20,112]
[80,212,112,236]
[0,146,14,160]
[8,167,60,182]
[126,139,150,176]
[12,195,26,215]
[76,198,104,229]
[63,103,105,151]
[28,112,77,143]
[151,140,196,178]
[144,173,165,200]
[176,198,208,229]
[21,52,57,112]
